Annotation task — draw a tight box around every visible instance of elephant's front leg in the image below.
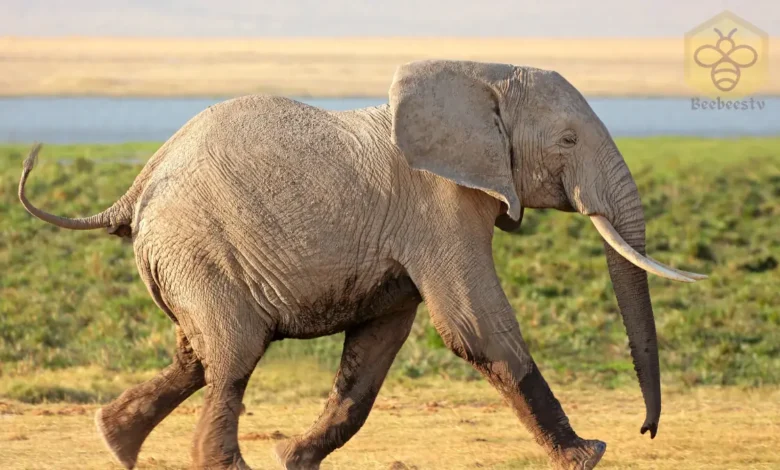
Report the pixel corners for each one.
[96,326,205,469]
[409,248,606,470]
[274,302,419,470]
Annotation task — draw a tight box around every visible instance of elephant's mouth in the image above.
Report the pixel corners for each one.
[589,215,707,283]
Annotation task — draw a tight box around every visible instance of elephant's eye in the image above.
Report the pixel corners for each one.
[560,134,578,148]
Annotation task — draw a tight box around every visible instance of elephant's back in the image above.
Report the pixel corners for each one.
[136,94,391,222]
[182,95,397,228]
[182,94,391,190]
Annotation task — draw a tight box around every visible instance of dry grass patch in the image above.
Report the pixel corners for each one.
[0,364,777,469]
[2,37,779,97]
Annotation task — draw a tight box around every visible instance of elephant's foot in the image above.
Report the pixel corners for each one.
[550,439,606,470]
[273,438,322,470]
[95,407,142,469]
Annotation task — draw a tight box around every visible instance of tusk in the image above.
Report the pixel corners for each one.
[647,256,708,280]
[589,215,703,283]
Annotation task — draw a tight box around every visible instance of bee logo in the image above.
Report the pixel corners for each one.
[693,28,758,92]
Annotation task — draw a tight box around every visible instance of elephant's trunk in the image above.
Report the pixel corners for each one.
[593,165,662,438]
[602,216,661,438]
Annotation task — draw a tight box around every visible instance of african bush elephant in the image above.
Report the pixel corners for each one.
[18,60,706,470]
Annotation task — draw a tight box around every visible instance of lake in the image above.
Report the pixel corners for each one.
[1,96,778,143]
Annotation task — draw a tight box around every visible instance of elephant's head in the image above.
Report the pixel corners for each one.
[389,60,706,439]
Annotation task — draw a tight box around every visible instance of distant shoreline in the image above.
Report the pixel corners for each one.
[2,37,778,98]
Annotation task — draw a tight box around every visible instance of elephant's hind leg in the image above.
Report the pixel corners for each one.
[275,303,418,470]
[96,326,205,469]
[189,303,272,470]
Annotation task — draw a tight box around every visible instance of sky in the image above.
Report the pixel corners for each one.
[2,0,779,37]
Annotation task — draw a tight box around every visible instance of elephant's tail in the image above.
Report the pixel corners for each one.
[18,143,137,235]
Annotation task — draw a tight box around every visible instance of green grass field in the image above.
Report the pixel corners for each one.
[1,138,779,406]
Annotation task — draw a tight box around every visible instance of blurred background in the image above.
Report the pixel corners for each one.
[2,1,780,142]
[0,2,778,469]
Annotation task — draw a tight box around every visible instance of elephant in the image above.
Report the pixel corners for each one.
[18,60,706,470]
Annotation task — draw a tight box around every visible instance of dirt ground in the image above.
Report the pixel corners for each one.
[1,383,778,470]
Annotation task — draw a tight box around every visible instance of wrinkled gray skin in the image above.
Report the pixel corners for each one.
[19,60,662,470]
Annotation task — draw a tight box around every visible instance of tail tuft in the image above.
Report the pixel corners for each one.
[23,143,42,173]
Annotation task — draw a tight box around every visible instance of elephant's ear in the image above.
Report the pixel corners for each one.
[389,60,522,221]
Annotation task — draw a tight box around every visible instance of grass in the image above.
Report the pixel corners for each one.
[1,138,779,389]
[0,363,779,469]
[3,37,780,97]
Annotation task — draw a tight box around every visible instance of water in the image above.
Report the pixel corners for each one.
[0,96,777,144]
